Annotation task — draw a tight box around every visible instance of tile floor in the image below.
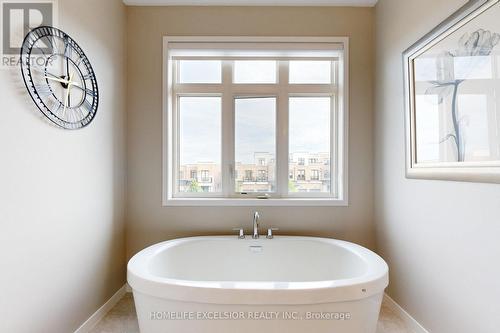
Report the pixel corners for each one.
[91,293,413,333]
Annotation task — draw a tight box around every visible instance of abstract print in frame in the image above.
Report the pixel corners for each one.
[404,0,500,183]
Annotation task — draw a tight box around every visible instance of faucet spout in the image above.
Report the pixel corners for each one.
[252,212,260,239]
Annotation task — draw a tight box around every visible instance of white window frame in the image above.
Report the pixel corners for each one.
[163,36,349,206]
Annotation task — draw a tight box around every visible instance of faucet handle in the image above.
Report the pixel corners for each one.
[232,228,245,239]
[267,228,279,239]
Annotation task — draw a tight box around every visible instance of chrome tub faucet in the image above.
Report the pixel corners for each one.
[253,212,260,239]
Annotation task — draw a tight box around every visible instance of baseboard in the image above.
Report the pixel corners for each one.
[383,293,430,333]
[74,284,128,333]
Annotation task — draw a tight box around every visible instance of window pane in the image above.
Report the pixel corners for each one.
[289,97,331,193]
[235,97,276,193]
[289,61,331,84]
[178,97,221,193]
[234,61,277,84]
[179,60,221,84]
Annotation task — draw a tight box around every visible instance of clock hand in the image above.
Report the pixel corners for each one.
[66,56,70,79]
[44,75,71,84]
[31,66,84,112]
[62,86,70,118]
[31,67,63,80]
[62,72,75,118]
[64,38,71,78]
[40,74,82,88]
[70,83,89,93]
[67,62,71,108]
[31,67,76,85]
[43,75,82,90]
[65,55,72,105]
[31,67,82,87]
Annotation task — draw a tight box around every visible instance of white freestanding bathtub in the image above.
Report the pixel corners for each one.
[127,236,388,333]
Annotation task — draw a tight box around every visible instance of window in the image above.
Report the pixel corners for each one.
[289,97,331,193]
[200,170,210,182]
[177,97,221,193]
[235,97,276,193]
[164,37,348,206]
[179,60,221,84]
[289,60,332,84]
[234,61,277,84]
[244,170,253,182]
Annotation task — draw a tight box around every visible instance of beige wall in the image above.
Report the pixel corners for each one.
[374,0,500,332]
[0,0,127,332]
[126,6,376,258]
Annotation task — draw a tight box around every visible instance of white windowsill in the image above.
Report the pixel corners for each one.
[163,198,348,207]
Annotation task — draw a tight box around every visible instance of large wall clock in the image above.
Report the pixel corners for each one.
[20,26,99,129]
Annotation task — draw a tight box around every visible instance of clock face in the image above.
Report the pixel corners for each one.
[20,26,99,129]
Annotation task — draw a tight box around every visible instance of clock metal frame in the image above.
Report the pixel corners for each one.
[20,26,99,130]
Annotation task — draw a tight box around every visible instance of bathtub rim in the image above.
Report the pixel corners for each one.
[127,236,389,305]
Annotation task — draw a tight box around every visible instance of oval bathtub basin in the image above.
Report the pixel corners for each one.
[128,236,388,333]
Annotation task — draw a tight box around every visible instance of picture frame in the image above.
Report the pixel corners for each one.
[403,0,500,183]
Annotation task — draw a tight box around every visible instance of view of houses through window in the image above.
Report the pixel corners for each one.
[178,151,331,193]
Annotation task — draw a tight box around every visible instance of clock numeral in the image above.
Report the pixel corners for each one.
[45,97,56,109]
[82,87,97,98]
[34,84,52,98]
[53,102,63,115]
[30,28,53,56]
[46,98,62,114]
[65,109,73,123]
[82,98,94,112]
[73,108,81,122]
[74,107,88,121]
[42,34,57,54]
[64,38,73,58]
[30,65,50,78]
[75,55,84,67]
[33,42,50,57]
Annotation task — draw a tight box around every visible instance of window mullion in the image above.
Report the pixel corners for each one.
[331,93,338,198]
[221,60,234,197]
[171,60,179,197]
[276,60,289,197]
[335,58,345,199]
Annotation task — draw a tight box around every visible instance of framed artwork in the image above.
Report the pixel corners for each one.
[403,0,500,183]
